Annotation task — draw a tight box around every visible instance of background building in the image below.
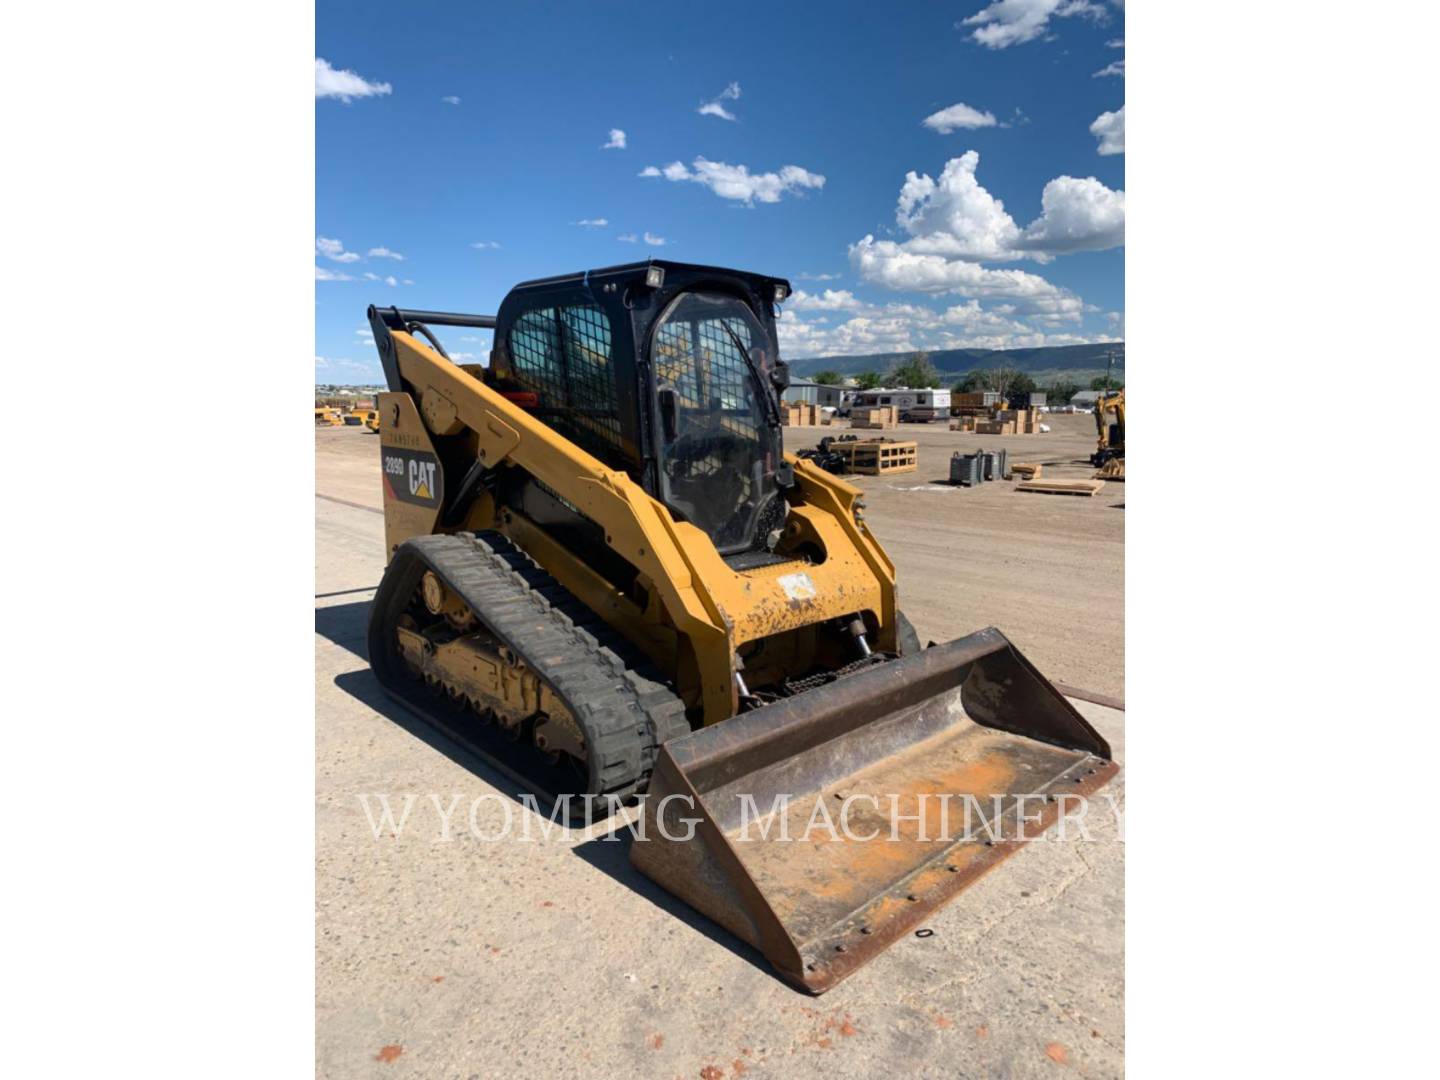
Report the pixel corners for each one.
[782,380,850,409]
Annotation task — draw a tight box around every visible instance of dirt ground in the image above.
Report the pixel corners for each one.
[314,416,1124,1078]
[788,413,1124,701]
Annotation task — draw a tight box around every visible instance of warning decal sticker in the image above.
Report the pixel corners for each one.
[777,572,818,602]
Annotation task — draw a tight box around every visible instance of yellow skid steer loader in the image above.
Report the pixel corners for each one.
[364,261,1117,992]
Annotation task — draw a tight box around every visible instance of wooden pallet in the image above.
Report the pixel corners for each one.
[1015,478,1105,497]
[1010,462,1043,479]
[831,438,918,476]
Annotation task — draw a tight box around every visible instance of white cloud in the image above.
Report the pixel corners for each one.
[315,58,392,102]
[697,81,742,121]
[641,157,825,205]
[849,237,1084,316]
[893,152,1022,261]
[470,240,502,250]
[602,128,627,150]
[867,152,1123,266]
[402,279,414,285]
[1093,59,1125,77]
[1090,106,1125,155]
[316,236,360,263]
[960,0,1107,50]
[796,272,842,281]
[1015,175,1126,254]
[922,102,998,133]
[314,355,381,378]
[573,218,609,227]
[787,289,866,313]
[1107,37,1124,47]
[385,275,398,287]
[315,266,354,282]
[643,232,667,246]
[776,295,1105,358]
[368,246,405,260]
[363,272,380,281]
[441,96,461,105]
[617,233,638,243]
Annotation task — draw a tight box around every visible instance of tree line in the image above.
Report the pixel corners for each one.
[808,352,1122,403]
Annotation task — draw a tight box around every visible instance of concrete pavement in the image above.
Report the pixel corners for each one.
[315,482,1124,1079]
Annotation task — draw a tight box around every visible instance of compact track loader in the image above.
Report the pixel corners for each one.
[364,260,1117,992]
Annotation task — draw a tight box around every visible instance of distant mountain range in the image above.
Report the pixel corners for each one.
[787,342,1125,384]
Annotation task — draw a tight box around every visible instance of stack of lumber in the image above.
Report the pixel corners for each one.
[850,405,897,430]
[1010,462,1043,479]
[963,407,1047,435]
[829,437,917,475]
[1015,478,1105,497]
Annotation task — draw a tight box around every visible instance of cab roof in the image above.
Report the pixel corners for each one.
[507,258,790,298]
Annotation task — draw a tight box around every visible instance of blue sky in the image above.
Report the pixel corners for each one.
[316,0,1124,383]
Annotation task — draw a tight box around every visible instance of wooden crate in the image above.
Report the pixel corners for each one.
[783,402,819,426]
[831,438,918,476]
[849,405,897,429]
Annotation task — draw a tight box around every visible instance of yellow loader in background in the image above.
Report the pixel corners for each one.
[1092,389,1125,479]
[363,260,1117,992]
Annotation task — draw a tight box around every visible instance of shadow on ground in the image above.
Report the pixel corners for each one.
[570,828,774,980]
[316,596,780,986]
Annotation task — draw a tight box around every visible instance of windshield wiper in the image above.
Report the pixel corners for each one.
[718,320,780,425]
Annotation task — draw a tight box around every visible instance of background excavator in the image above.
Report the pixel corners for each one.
[364,259,1116,992]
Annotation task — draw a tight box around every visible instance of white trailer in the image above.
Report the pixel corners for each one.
[851,387,952,422]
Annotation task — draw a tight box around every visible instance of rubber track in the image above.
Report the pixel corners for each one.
[369,531,691,799]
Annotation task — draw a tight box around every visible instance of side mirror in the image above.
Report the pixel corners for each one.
[658,386,679,441]
[770,359,791,393]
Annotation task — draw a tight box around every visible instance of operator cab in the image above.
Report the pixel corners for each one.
[487,260,793,556]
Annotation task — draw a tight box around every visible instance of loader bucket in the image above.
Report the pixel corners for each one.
[630,627,1119,993]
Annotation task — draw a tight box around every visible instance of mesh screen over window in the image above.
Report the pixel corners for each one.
[653,316,761,440]
[507,304,624,463]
